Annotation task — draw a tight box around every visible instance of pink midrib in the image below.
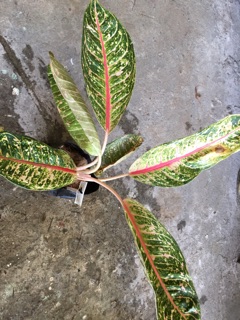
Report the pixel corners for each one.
[129,127,236,176]
[0,155,77,175]
[95,8,111,133]
[123,200,188,319]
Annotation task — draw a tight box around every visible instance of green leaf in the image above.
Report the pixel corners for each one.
[0,132,77,190]
[97,134,143,175]
[123,199,201,320]
[82,0,136,132]
[49,53,101,157]
[129,115,240,186]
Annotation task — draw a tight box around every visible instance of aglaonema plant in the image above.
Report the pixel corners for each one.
[1,1,240,319]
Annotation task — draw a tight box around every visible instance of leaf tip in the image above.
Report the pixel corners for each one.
[49,51,55,59]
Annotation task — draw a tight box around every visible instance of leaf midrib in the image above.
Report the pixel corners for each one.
[130,127,238,176]
[94,3,111,132]
[0,155,77,175]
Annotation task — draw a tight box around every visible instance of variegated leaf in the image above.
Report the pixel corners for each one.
[129,115,240,186]
[97,134,143,175]
[0,132,77,190]
[82,0,136,132]
[123,199,201,320]
[49,53,101,156]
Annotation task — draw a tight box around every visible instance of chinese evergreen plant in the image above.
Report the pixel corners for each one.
[1,1,240,319]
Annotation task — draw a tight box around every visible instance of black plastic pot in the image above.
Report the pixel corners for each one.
[48,142,99,199]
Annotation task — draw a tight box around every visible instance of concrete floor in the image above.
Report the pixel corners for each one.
[0,0,240,319]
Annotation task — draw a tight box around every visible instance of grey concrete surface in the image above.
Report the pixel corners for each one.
[0,0,240,319]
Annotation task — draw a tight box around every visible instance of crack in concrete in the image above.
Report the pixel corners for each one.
[132,0,136,10]
[0,35,35,90]
[0,35,48,121]
[0,35,67,145]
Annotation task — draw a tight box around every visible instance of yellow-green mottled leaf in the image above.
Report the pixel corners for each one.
[97,134,143,175]
[129,115,240,186]
[0,132,76,190]
[82,0,136,132]
[49,53,101,156]
[123,199,201,320]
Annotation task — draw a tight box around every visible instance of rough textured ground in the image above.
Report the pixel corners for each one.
[0,0,240,319]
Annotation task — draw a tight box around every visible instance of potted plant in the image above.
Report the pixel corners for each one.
[0,1,239,318]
